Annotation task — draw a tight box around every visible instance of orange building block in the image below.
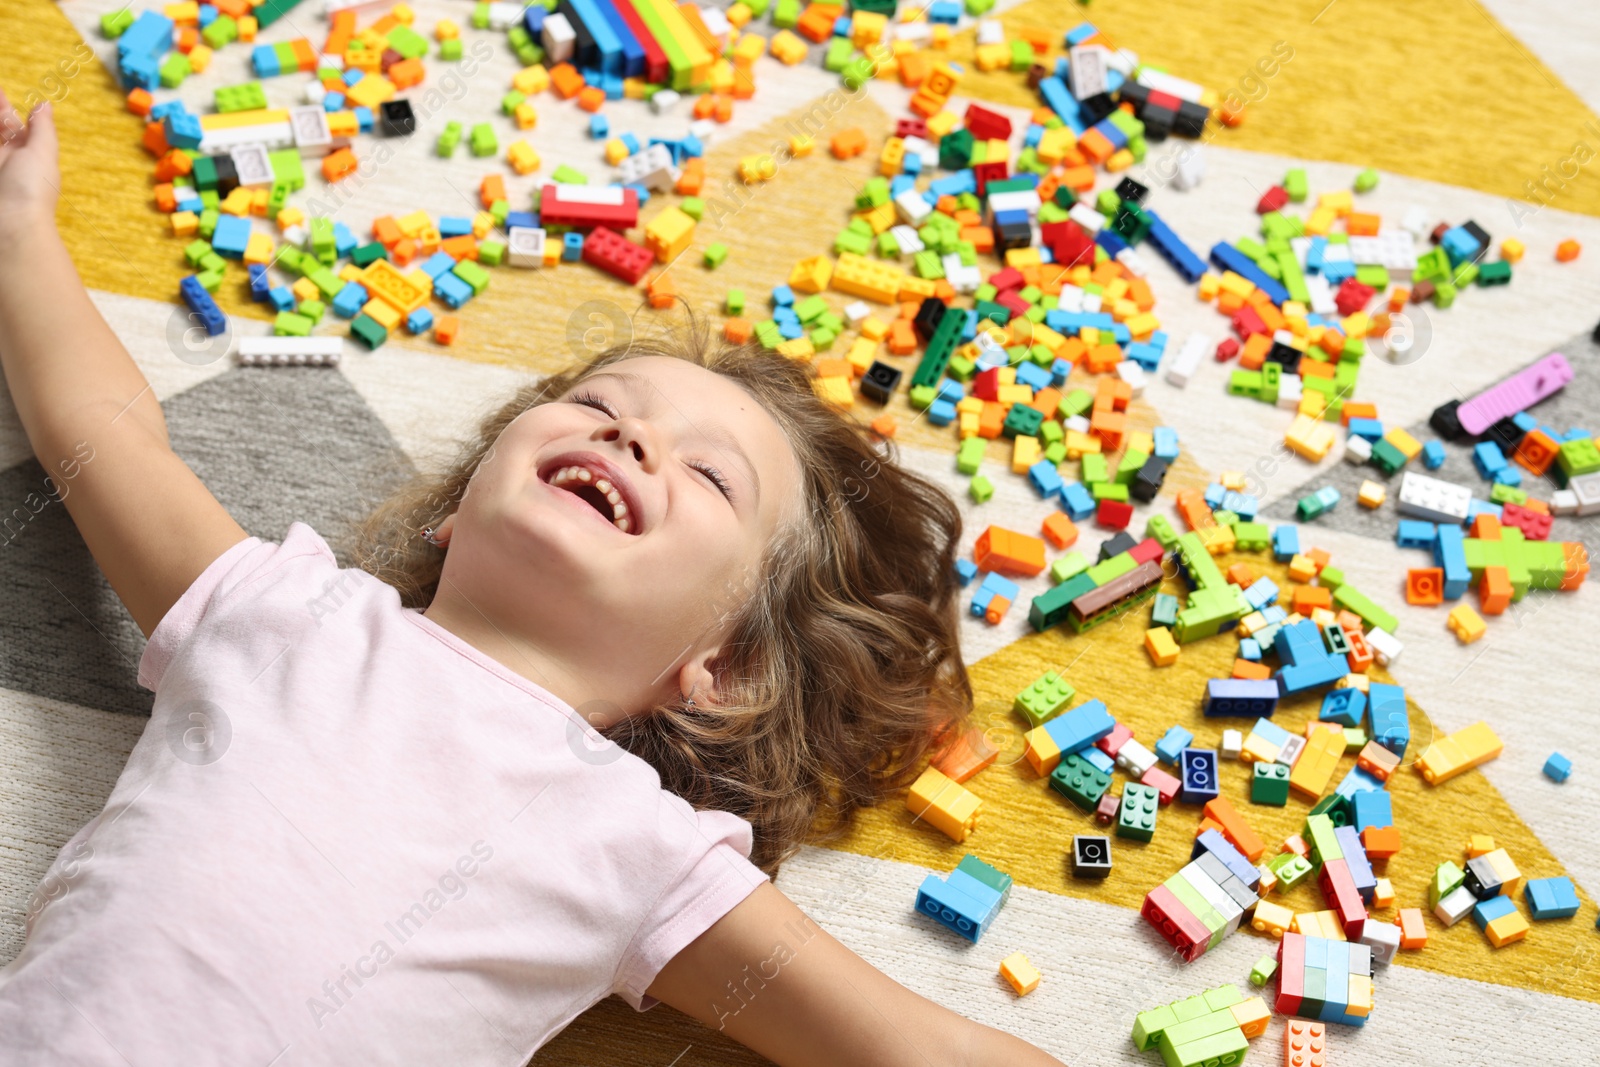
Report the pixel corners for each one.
[1555,239,1581,262]
[974,526,1046,577]
[830,127,867,158]
[1284,1021,1326,1067]
[1361,824,1401,860]
[1292,585,1332,614]
[930,725,998,784]
[869,414,896,438]
[723,318,752,344]
[1405,568,1444,605]
[434,314,460,345]
[1041,513,1078,549]
[1202,796,1265,862]
[1226,563,1257,587]
[1233,659,1271,681]
[549,63,585,98]
[1478,566,1512,615]
[1513,429,1560,476]
[321,148,358,182]
[1397,907,1428,949]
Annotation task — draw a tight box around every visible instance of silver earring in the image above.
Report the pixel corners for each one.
[421,526,449,547]
[684,698,696,708]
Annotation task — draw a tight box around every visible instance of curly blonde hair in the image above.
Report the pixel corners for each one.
[351,321,971,874]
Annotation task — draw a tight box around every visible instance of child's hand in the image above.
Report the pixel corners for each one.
[0,89,61,242]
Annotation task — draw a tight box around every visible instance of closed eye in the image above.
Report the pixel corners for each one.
[567,390,618,418]
[691,462,735,503]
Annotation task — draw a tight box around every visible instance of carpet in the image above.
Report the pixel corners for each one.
[2,1,1599,1064]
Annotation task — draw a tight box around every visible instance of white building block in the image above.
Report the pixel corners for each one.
[1115,360,1147,396]
[617,143,677,191]
[230,144,274,188]
[1068,43,1109,99]
[1172,144,1206,190]
[1275,374,1303,410]
[1115,739,1157,779]
[1359,920,1401,965]
[1344,435,1373,464]
[288,105,333,157]
[237,335,342,367]
[894,188,932,225]
[541,12,575,62]
[1397,471,1472,524]
[1221,730,1243,760]
[507,227,546,268]
[1366,627,1402,668]
[1165,333,1209,388]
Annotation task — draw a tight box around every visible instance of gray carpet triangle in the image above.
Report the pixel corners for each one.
[1263,328,1600,541]
[0,367,413,715]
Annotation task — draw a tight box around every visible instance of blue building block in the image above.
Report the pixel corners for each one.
[1178,748,1220,805]
[1192,828,1260,890]
[1347,417,1384,441]
[1543,752,1572,782]
[1367,683,1409,757]
[248,263,271,302]
[1272,525,1300,562]
[562,232,584,262]
[914,869,1002,942]
[1039,699,1116,757]
[1422,440,1446,469]
[1319,687,1367,728]
[1060,481,1096,520]
[1153,426,1179,461]
[1472,894,1516,928]
[162,111,204,150]
[1243,577,1279,611]
[1435,524,1470,599]
[1494,465,1523,487]
[925,399,957,426]
[1204,678,1280,718]
[1145,210,1208,283]
[1396,520,1437,549]
[1209,242,1291,305]
[1524,876,1580,920]
[1349,790,1392,833]
[178,275,226,336]
[331,282,368,319]
[1204,482,1227,509]
[267,285,296,313]
[1014,360,1051,390]
[1466,498,1503,523]
[1334,765,1387,802]
[1238,638,1262,661]
[405,307,434,334]
[1274,620,1347,694]
[210,215,252,258]
[970,571,1020,618]
[1473,441,1507,478]
[1029,459,1065,497]
[954,558,979,586]
[1154,725,1194,764]
[1333,824,1377,899]
[439,216,473,238]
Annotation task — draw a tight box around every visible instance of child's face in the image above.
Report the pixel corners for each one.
[439,356,803,718]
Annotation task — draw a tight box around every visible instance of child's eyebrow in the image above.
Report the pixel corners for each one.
[583,371,761,505]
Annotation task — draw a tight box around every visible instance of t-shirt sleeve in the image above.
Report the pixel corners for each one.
[137,523,337,692]
[612,806,770,1010]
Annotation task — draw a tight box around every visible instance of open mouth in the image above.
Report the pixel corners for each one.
[545,465,637,534]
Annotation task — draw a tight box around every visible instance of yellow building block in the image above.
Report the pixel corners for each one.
[1292,909,1346,940]
[1251,900,1294,938]
[905,766,980,842]
[1144,626,1180,667]
[1064,429,1101,458]
[641,206,695,263]
[604,138,629,165]
[1011,435,1040,473]
[787,254,832,293]
[1478,848,1523,897]
[846,337,877,375]
[769,28,808,64]
[738,153,776,183]
[219,187,254,217]
[1230,998,1271,1039]
[361,297,402,331]
[344,74,396,108]
[242,232,274,264]
[1384,427,1422,461]
[925,110,958,139]
[1285,414,1336,461]
[813,375,853,410]
[1347,975,1374,1016]
[1358,480,1386,508]
[506,140,540,175]
[1297,390,1326,419]
[999,953,1040,996]
[775,336,814,360]
[1416,721,1502,784]
[291,276,319,304]
[1447,603,1487,644]
[360,259,429,314]
[1500,237,1525,263]
[1289,725,1345,799]
[199,107,290,131]
[1485,911,1529,947]
[1466,834,1496,858]
[1372,878,1395,909]
[170,211,198,237]
[996,383,1034,405]
[513,102,538,130]
[830,252,903,304]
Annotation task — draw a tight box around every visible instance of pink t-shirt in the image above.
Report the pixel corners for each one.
[0,524,767,1064]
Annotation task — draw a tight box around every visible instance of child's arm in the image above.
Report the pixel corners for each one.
[0,96,247,636]
[648,882,1067,1067]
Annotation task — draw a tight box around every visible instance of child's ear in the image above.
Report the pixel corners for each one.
[675,649,722,708]
[429,512,457,546]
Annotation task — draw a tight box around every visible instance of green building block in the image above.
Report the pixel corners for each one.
[1146,514,1179,550]
[725,289,745,315]
[956,854,1013,901]
[350,313,388,349]
[1370,438,1408,475]
[1014,671,1075,728]
[551,163,588,184]
[1086,552,1135,587]
[1308,792,1352,830]
[1116,783,1160,841]
[699,242,727,268]
[439,37,464,61]
[1051,751,1112,812]
[1354,167,1380,192]
[1559,436,1600,477]
[477,240,506,267]
[452,259,490,295]
[1430,861,1466,907]
[1050,551,1090,585]
[469,123,498,158]
[1081,452,1108,484]
[956,436,986,475]
[1003,403,1044,438]
[1249,955,1278,987]
[970,475,994,503]
[1283,167,1308,202]
[1269,852,1313,891]
[1332,584,1397,634]
[214,81,265,114]
[100,8,135,36]
[297,299,326,324]
[268,149,304,191]
[1251,761,1290,806]
[1304,813,1343,866]
[159,52,192,89]
[202,15,239,50]
[273,311,313,337]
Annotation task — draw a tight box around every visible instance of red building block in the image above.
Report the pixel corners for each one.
[582,227,653,285]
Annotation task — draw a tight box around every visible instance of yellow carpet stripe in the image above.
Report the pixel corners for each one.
[944,0,1600,218]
